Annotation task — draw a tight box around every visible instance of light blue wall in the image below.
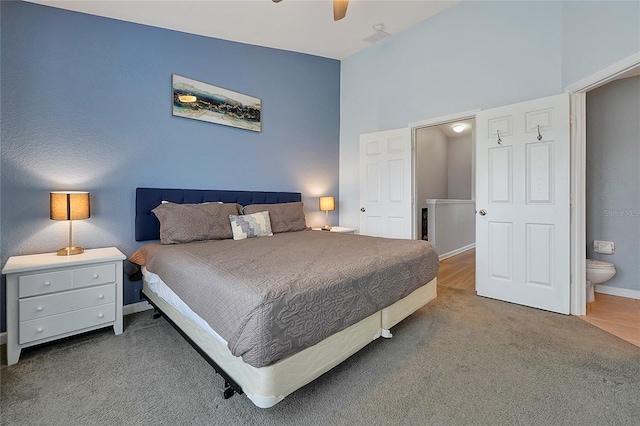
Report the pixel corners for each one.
[340,1,565,229]
[586,76,640,293]
[0,2,340,331]
[339,0,639,294]
[340,0,639,234]
[562,1,640,88]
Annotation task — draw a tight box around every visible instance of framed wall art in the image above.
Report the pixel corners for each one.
[172,74,261,132]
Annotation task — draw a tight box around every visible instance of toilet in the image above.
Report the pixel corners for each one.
[585,259,616,302]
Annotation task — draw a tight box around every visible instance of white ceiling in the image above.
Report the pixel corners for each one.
[26,0,461,60]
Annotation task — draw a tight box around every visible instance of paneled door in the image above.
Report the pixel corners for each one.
[359,128,412,239]
[476,93,570,314]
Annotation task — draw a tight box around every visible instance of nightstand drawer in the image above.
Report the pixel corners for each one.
[19,303,115,344]
[73,264,116,289]
[19,284,116,321]
[19,270,73,298]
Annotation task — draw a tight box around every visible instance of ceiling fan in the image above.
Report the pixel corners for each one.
[272,0,349,21]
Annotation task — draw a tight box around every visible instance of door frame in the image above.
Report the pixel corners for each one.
[409,109,480,240]
[566,52,640,315]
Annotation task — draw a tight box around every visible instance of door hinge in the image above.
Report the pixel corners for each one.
[569,114,575,126]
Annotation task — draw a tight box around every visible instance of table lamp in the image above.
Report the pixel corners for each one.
[319,196,335,230]
[50,191,90,255]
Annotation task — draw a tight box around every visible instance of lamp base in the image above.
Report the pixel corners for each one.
[321,225,333,231]
[57,246,84,256]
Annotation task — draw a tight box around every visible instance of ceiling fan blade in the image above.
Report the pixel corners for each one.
[333,0,349,21]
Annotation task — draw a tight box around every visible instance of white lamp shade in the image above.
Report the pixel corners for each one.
[319,196,335,212]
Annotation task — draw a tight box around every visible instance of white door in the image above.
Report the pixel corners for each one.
[476,93,570,314]
[359,128,412,238]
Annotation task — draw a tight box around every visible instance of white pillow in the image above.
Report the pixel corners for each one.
[229,211,273,240]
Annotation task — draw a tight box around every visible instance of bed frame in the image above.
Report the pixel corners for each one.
[135,187,437,408]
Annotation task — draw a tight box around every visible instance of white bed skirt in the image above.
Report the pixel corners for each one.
[142,277,437,408]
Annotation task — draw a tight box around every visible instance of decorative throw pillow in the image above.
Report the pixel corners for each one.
[229,211,273,240]
[151,202,241,244]
[242,202,308,234]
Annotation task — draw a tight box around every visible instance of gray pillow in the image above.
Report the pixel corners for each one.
[152,202,241,244]
[229,211,273,240]
[242,202,308,233]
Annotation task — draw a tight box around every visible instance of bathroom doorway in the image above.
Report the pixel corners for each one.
[579,71,640,346]
[567,54,640,343]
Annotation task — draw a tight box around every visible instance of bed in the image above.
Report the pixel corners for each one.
[131,187,439,408]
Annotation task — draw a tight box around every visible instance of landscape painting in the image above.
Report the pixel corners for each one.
[172,74,261,132]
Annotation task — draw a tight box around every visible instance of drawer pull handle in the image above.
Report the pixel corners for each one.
[36,327,44,333]
[98,313,104,318]
[44,281,51,286]
[36,306,44,312]
[92,274,99,279]
[98,294,104,299]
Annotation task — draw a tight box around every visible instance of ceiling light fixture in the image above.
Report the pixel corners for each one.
[364,23,391,44]
[453,124,465,133]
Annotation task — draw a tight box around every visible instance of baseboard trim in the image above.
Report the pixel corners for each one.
[439,243,475,261]
[123,300,153,315]
[1,302,154,345]
[595,285,640,300]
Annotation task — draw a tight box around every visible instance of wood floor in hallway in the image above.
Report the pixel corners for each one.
[437,248,639,347]
[437,248,475,292]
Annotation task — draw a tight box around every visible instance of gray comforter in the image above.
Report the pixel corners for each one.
[130,230,439,368]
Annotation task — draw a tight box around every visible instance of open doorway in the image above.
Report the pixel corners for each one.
[414,120,475,256]
[411,114,477,292]
[568,53,640,317]
[575,69,640,346]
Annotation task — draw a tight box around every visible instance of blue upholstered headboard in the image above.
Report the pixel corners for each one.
[135,187,302,241]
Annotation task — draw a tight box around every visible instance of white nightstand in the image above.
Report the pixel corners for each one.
[312,226,357,234]
[2,247,126,365]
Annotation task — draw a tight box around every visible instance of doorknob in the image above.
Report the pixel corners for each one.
[479,209,487,216]
[360,207,366,212]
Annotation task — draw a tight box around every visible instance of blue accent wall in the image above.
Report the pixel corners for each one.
[0,2,340,332]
